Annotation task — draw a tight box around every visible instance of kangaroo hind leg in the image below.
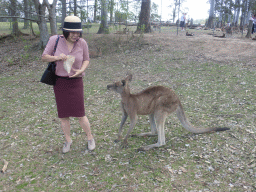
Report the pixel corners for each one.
[135,113,158,137]
[138,111,168,151]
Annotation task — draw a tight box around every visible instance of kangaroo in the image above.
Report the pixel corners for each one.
[89,47,102,58]
[186,31,194,36]
[114,28,129,34]
[107,74,230,151]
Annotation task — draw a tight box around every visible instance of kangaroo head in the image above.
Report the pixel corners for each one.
[107,74,132,94]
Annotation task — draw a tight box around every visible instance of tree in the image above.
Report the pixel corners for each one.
[61,0,66,28]
[232,0,241,26]
[10,0,20,35]
[94,0,98,22]
[171,0,179,23]
[23,0,29,29]
[74,0,77,16]
[151,2,160,21]
[32,0,49,48]
[207,0,215,28]
[136,0,151,33]
[109,0,115,23]
[216,0,224,27]
[45,0,58,35]
[246,19,253,38]
[97,0,109,34]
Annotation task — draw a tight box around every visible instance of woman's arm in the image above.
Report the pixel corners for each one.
[69,60,89,78]
[41,53,67,62]
[80,60,90,72]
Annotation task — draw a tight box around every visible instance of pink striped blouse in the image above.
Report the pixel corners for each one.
[42,35,90,77]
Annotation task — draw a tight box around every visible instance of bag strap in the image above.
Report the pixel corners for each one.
[52,35,60,55]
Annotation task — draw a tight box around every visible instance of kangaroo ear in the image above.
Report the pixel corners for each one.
[121,80,126,86]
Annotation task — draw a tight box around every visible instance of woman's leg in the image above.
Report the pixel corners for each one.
[79,116,95,150]
[60,117,72,143]
[78,116,93,140]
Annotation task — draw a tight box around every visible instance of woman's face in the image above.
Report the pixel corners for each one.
[67,32,81,43]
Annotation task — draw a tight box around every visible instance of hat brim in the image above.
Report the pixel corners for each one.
[62,28,83,32]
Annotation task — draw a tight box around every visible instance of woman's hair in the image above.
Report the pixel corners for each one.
[63,31,82,40]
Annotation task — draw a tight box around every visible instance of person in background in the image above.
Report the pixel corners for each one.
[252,14,256,34]
[180,13,187,31]
[41,16,95,153]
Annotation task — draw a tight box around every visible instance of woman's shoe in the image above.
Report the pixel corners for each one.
[88,138,95,151]
[62,141,72,153]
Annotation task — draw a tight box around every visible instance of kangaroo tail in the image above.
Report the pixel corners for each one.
[176,102,230,133]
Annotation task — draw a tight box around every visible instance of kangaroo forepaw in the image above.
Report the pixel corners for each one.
[137,146,150,151]
[121,141,128,149]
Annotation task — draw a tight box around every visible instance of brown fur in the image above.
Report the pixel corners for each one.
[89,47,102,58]
[107,75,229,151]
[186,32,194,36]
[114,28,129,34]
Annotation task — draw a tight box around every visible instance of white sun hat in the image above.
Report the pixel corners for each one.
[62,16,82,32]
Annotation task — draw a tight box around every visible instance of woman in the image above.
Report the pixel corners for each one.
[41,16,95,153]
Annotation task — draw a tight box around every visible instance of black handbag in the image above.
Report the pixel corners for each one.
[40,36,60,85]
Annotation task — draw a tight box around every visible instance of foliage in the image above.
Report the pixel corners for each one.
[151,2,161,21]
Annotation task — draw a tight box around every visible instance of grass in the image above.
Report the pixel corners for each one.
[0,29,256,191]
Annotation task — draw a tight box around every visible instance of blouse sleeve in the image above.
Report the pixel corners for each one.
[82,39,90,61]
[42,35,58,56]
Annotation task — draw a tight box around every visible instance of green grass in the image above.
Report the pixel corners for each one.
[1,30,256,191]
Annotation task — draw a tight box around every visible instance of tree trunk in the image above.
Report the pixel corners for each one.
[33,0,50,48]
[10,0,20,35]
[232,0,241,26]
[207,0,214,28]
[240,0,248,29]
[69,0,72,15]
[109,0,114,23]
[45,0,58,35]
[74,0,77,16]
[136,0,151,33]
[23,0,29,29]
[218,0,224,28]
[97,0,109,34]
[246,19,253,38]
[94,0,98,22]
[246,0,254,25]
[172,0,179,23]
[61,0,66,28]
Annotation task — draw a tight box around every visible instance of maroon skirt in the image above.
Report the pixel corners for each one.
[53,76,85,118]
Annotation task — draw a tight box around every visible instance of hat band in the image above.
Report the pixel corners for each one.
[63,22,81,30]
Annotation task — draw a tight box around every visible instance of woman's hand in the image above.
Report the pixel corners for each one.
[69,60,89,78]
[69,68,84,78]
[57,53,67,61]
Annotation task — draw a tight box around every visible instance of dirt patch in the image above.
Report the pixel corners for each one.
[142,32,256,65]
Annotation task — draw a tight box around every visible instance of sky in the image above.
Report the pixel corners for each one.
[151,0,210,21]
